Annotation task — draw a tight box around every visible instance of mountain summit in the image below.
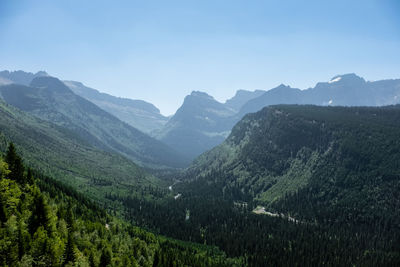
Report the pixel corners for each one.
[0,70,48,85]
[155,91,236,159]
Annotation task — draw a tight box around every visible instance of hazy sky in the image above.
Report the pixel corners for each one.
[1,0,399,115]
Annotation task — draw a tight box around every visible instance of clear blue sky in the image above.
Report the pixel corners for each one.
[1,0,399,115]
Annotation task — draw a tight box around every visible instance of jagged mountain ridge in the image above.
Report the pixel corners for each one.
[0,76,188,168]
[0,70,48,85]
[0,70,169,135]
[154,73,400,160]
[155,91,237,159]
[239,73,400,116]
[63,80,168,134]
[3,70,400,164]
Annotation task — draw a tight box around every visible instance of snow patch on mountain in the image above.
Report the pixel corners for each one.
[328,77,342,83]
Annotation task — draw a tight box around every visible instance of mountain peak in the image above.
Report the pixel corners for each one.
[277,83,290,89]
[0,70,49,86]
[190,91,215,100]
[35,71,49,76]
[329,73,365,83]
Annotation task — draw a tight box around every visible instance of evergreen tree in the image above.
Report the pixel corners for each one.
[28,189,50,235]
[88,250,96,267]
[5,143,25,184]
[26,168,34,185]
[0,159,10,180]
[99,247,112,267]
[63,231,76,266]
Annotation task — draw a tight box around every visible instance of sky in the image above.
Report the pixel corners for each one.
[0,0,399,115]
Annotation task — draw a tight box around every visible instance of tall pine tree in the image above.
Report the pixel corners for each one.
[5,143,25,184]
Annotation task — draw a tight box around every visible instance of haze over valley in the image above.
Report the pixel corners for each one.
[0,1,399,266]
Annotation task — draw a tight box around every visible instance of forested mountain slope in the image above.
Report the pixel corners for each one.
[0,145,240,266]
[0,77,187,168]
[0,99,162,205]
[114,104,400,266]
[189,104,400,213]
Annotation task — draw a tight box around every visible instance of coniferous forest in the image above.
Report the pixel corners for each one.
[0,143,241,266]
[1,3,400,263]
[1,96,400,266]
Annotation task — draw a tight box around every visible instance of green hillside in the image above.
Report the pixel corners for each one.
[0,99,163,206]
[0,144,240,266]
[189,105,400,206]
[103,105,400,266]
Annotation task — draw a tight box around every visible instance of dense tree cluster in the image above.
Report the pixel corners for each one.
[110,105,400,266]
[115,175,400,266]
[0,143,241,266]
[2,104,400,266]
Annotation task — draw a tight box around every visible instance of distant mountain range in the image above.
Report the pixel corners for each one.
[1,70,400,163]
[239,73,400,116]
[154,91,237,159]
[0,70,49,86]
[63,80,168,134]
[157,73,400,160]
[1,70,400,265]
[224,89,265,111]
[0,75,187,168]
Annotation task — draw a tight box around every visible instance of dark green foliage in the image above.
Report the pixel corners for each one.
[99,247,112,267]
[118,105,400,266]
[28,189,50,235]
[0,145,240,266]
[117,175,399,266]
[26,167,34,185]
[63,232,76,266]
[0,99,166,210]
[2,96,400,266]
[5,142,25,183]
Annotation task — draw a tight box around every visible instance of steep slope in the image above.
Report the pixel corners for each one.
[0,99,160,204]
[224,89,265,111]
[0,152,240,266]
[155,91,237,159]
[120,104,400,266]
[189,105,400,214]
[239,74,400,116]
[0,77,187,168]
[64,80,168,134]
